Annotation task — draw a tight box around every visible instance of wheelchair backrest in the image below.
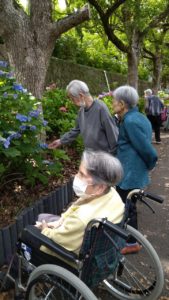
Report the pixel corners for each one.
[79,219,126,288]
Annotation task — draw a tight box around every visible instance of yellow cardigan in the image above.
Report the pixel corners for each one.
[41,188,125,256]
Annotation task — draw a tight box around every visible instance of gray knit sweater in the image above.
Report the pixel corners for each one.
[60,99,118,154]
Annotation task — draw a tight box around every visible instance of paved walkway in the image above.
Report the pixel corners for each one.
[138,131,169,299]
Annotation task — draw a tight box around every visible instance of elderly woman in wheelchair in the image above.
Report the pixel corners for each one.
[0,150,164,300]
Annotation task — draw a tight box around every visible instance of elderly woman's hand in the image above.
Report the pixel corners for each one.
[35,220,48,231]
[41,220,48,230]
[47,217,63,229]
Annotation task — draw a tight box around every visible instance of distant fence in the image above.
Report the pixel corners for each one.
[46,57,150,95]
[0,180,73,267]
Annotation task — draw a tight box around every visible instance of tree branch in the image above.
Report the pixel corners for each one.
[142,3,169,36]
[104,25,129,53]
[54,4,90,37]
[143,47,154,59]
[0,0,28,34]
[105,0,126,19]
[87,0,105,18]
[88,0,128,53]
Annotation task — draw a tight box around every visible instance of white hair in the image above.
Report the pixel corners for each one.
[113,85,139,108]
[66,80,90,98]
[144,89,152,96]
[82,150,123,186]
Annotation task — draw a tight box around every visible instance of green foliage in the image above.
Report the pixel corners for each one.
[42,86,84,153]
[98,94,114,114]
[138,97,145,113]
[42,87,77,135]
[53,29,128,74]
[138,64,150,81]
[0,62,67,187]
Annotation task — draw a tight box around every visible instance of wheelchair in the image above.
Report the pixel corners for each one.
[0,189,164,300]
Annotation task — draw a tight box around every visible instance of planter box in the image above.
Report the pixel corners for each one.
[0,179,73,267]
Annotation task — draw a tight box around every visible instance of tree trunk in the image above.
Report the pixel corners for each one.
[152,54,162,93]
[0,0,90,99]
[6,29,54,99]
[127,33,140,90]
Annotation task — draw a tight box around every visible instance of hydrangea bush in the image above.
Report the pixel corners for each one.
[0,61,67,186]
[43,85,84,153]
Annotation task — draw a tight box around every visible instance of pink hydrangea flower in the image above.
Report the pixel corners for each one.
[59,106,67,112]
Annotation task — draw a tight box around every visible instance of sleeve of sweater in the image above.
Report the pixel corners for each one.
[41,213,85,252]
[100,106,119,155]
[124,119,158,170]
[60,115,80,145]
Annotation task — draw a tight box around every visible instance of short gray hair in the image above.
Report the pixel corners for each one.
[66,80,90,98]
[113,85,139,108]
[144,89,152,96]
[82,150,123,186]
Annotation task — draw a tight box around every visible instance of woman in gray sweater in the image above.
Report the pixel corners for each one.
[48,80,118,155]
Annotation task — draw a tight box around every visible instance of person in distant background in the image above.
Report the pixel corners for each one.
[48,80,118,155]
[144,89,164,144]
[113,85,158,254]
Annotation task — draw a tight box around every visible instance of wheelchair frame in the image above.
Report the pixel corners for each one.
[0,189,165,300]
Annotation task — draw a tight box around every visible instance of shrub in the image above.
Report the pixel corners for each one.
[42,86,84,153]
[98,91,114,114]
[138,97,145,113]
[0,61,68,187]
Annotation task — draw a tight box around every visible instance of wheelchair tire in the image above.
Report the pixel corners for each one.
[103,225,164,300]
[25,264,98,300]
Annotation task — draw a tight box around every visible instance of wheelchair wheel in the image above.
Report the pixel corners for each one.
[25,264,98,300]
[103,225,164,300]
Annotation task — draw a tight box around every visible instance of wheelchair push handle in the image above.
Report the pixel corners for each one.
[142,191,164,204]
[127,189,164,204]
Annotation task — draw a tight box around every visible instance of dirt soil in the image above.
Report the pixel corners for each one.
[0,148,79,229]
[0,132,169,299]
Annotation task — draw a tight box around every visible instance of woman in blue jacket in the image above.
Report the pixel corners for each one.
[113,85,158,254]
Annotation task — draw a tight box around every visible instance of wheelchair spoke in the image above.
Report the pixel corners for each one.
[102,225,164,299]
[26,265,97,300]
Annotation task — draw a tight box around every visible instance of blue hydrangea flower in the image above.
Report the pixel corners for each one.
[3,92,8,98]
[13,94,18,100]
[16,114,28,122]
[39,143,48,149]
[29,110,40,118]
[13,83,25,92]
[19,125,27,131]
[0,70,5,76]
[30,125,37,131]
[42,120,48,126]
[8,132,21,140]
[3,138,10,149]
[0,61,8,68]
[6,72,14,79]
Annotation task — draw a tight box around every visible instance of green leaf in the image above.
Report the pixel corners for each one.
[36,173,48,185]
[4,148,21,158]
[0,163,5,174]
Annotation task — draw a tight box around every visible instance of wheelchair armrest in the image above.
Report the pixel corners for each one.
[103,220,129,240]
[20,225,78,264]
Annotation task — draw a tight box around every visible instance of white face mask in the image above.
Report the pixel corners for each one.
[73,176,93,199]
[79,101,85,107]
